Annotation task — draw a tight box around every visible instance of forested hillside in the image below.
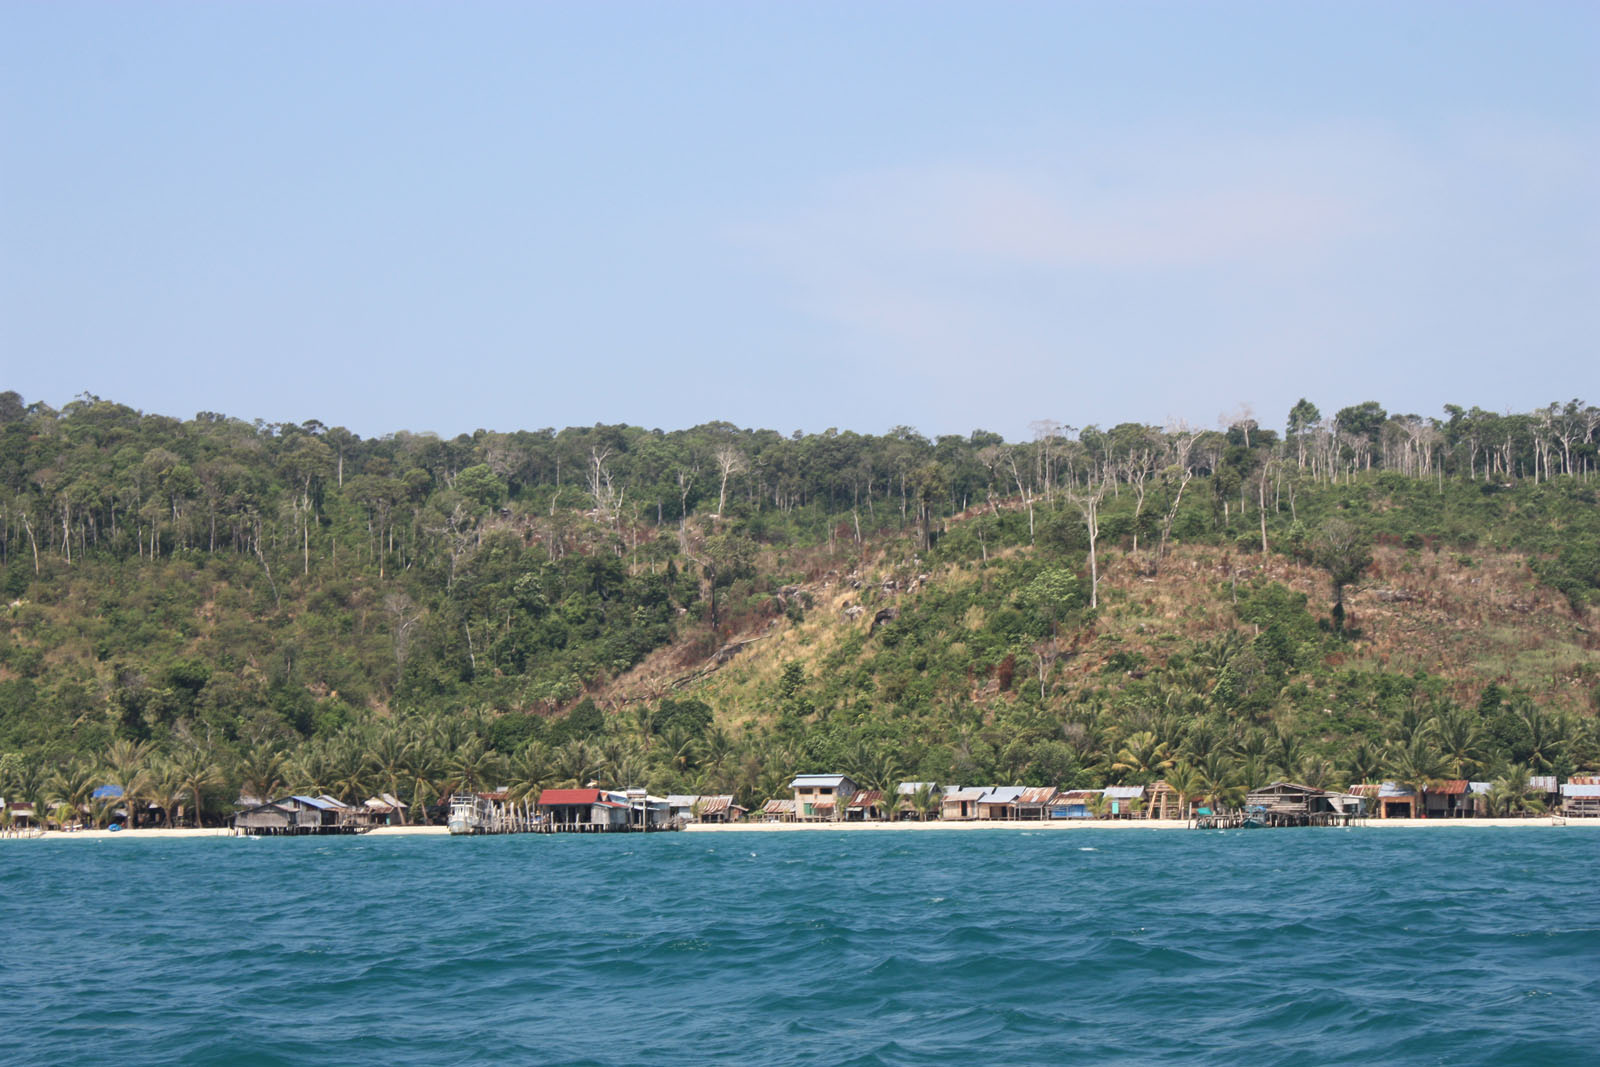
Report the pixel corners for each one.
[2,391,1597,823]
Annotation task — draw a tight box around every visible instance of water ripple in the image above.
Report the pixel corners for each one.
[2,829,1598,1065]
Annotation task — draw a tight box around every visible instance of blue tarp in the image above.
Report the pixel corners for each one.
[92,784,125,799]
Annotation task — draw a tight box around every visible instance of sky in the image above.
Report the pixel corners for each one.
[3,1,1596,442]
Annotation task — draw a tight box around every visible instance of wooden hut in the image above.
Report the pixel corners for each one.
[1050,790,1099,820]
[790,774,857,821]
[1423,780,1472,818]
[761,798,796,822]
[1145,781,1190,821]
[1243,781,1350,826]
[941,787,985,821]
[1102,785,1145,819]
[696,795,746,824]
[1561,782,1600,817]
[895,782,940,820]
[535,788,632,832]
[1014,787,1057,820]
[977,786,1026,820]
[1349,782,1418,818]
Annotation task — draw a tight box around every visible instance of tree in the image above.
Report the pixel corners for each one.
[1064,479,1109,608]
[170,746,223,828]
[1386,735,1450,818]
[1312,518,1372,633]
[712,445,746,517]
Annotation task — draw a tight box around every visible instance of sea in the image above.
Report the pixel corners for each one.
[2,827,1596,1066]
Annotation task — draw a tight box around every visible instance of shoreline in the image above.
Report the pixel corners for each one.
[683,817,1598,832]
[6,818,1594,841]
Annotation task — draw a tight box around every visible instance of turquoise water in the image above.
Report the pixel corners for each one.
[2,828,1596,1065]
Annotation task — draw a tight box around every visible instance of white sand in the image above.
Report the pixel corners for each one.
[7,817,1591,842]
[685,816,1597,832]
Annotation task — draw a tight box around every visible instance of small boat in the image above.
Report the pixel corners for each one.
[447,794,494,835]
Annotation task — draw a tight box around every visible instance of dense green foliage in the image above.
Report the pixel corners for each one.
[1,391,1597,824]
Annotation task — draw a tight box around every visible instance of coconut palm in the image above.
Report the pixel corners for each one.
[102,739,155,828]
[1432,708,1483,779]
[47,760,97,829]
[1486,766,1546,817]
[505,742,553,805]
[1387,735,1451,818]
[444,737,504,796]
[1196,751,1239,814]
[553,738,603,788]
[169,746,223,828]
[1164,761,1205,821]
[1111,731,1174,783]
[911,783,939,821]
[237,742,287,807]
[1341,739,1384,791]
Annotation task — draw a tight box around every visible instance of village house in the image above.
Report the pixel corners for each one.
[1013,787,1057,820]
[846,790,884,821]
[1243,782,1353,826]
[1422,780,1473,818]
[977,786,1027,820]
[1349,782,1419,818]
[791,774,857,821]
[1102,785,1145,818]
[536,788,632,832]
[761,798,796,822]
[695,795,746,824]
[941,787,985,821]
[1050,790,1099,819]
[1561,781,1600,817]
[895,782,940,820]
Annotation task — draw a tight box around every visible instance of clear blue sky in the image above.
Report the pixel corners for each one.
[3,2,1595,440]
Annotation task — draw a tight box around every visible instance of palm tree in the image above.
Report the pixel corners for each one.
[237,742,286,806]
[1387,735,1451,818]
[444,737,504,796]
[1486,766,1546,817]
[1111,731,1174,783]
[911,783,939,821]
[1163,761,1205,822]
[1197,751,1239,814]
[47,760,96,829]
[170,747,223,827]
[553,738,603,789]
[1341,739,1384,791]
[102,739,154,829]
[1433,708,1483,779]
[505,742,553,806]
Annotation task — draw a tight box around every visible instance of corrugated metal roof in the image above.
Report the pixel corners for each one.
[537,788,605,806]
[848,790,883,808]
[1429,780,1468,796]
[762,799,795,813]
[1570,775,1600,786]
[1529,775,1557,792]
[1103,786,1145,799]
[898,781,939,795]
[980,786,1026,804]
[942,788,986,802]
[1016,787,1057,805]
[289,795,341,811]
[1468,781,1492,795]
[1561,784,1600,798]
[1377,782,1417,798]
[698,795,735,815]
[791,774,853,788]
[666,794,698,807]
[1055,790,1100,802]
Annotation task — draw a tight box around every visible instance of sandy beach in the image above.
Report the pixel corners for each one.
[6,818,1593,842]
[684,817,1598,833]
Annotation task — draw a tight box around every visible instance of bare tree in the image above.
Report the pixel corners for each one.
[713,445,746,517]
[587,446,624,527]
[1065,478,1108,608]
